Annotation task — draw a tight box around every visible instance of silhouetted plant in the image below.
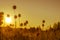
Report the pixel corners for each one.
[18,14,21,27]
[24,20,28,26]
[12,5,17,28]
[37,33,40,36]
[24,22,26,26]
[42,20,45,27]
[42,24,44,27]
[53,23,58,30]
[53,22,60,30]
[14,15,17,19]
[42,20,45,23]
[57,22,60,29]
[13,5,16,10]
[18,14,21,18]
[0,12,4,25]
[10,24,14,26]
[29,27,36,33]
[14,15,17,28]
[0,21,3,25]
[20,23,23,26]
[7,14,10,17]
[25,20,28,24]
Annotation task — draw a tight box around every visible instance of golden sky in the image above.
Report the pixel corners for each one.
[0,0,60,29]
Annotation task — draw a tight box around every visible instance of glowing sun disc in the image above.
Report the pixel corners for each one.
[5,17,11,23]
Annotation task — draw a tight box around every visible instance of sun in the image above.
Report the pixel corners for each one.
[5,17,11,24]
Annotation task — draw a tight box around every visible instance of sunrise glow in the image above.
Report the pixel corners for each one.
[5,17,11,24]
